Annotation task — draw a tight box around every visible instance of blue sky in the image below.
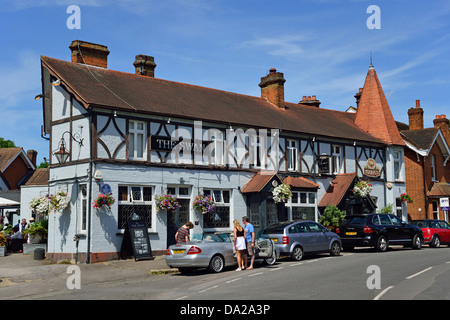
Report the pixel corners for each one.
[1,0,450,164]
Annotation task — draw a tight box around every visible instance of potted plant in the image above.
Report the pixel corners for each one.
[272,183,292,203]
[30,195,50,215]
[319,205,346,232]
[93,193,115,209]
[155,194,181,211]
[22,220,48,244]
[0,232,6,256]
[400,193,413,203]
[192,193,216,214]
[352,180,372,198]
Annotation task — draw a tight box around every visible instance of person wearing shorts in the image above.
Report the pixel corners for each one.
[242,216,255,270]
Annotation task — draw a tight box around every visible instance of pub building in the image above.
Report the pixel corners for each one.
[36,40,407,263]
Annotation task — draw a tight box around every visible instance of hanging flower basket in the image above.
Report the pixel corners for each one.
[352,180,372,198]
[273,183,292,203]
[155,194,181,211]
[30,195,50,215]
[93,193,115,209]
[49,190,70,213]
[400,193,413,203]
[193,193,216,214]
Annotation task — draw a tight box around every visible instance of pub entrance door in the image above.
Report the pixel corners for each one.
[166,199,190,247]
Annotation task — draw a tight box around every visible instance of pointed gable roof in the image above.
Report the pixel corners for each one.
[355,66,405,146]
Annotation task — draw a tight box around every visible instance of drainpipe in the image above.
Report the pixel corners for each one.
[86,108,93,264]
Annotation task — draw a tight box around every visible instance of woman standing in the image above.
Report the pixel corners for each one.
[233,219,246,271]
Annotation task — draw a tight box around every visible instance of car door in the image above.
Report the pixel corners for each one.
[389,214,409,243]
[306,222,329,252]
[438,221,450,243]
[295,222,315,253]
[378,214,398,242]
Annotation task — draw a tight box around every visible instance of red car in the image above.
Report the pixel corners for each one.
[411,219,450,248]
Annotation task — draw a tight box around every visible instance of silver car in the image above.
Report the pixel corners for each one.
[261,220,342,261]
[166,232,278,273]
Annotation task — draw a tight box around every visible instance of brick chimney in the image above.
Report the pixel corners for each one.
[407,100,424,130]
[299,95,321,108]
[27,149,37,168]
[259,68,286,108]
[69,40,110,68]
[354,88,363,108]
[433,114,450,145]
[133,55,156,77]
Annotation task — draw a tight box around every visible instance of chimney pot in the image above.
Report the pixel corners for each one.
[408,100,424,130]
[69,40,109,68]
[133,54,156,77]
[259,68,286,108]
[416,100,420,108]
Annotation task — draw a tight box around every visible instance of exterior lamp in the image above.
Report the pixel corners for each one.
[53,130,84,164]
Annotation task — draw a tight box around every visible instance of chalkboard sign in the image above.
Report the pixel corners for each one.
[318,155,331,174]
[128,220,153,261]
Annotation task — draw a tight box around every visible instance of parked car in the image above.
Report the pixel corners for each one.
[260,220,342,261]
[410,219,450,248]
[337,214,423,252]
[166,232,279,273]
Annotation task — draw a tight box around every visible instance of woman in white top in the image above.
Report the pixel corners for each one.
[233,219,246,271]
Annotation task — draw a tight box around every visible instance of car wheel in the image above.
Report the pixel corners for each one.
[430,236,440,248]
[412,234,422,250]
[209,255,225,273]
[291,246,303,261]
[330,241,341,256]
[376,235,388,252]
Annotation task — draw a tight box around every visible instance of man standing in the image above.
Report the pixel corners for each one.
[242,216,255,270]
[175,222,194,244]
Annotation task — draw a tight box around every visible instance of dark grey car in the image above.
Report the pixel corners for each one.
[261,220,342,261]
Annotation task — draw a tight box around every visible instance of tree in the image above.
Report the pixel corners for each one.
[0,138,16,148]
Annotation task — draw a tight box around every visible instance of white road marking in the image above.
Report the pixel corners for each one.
[373,286,394,300]
[406,267,433,280]
[199,285,218,293]
[270,267,284,271]
[290,262,303,266]
[226,278,242,283]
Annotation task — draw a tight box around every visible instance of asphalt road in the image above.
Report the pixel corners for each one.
[3,246,449,303]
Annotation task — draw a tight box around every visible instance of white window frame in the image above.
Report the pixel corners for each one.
[129,120,147,160]
[332,145,342,174]
[430,154,436,181]
[288,191,317,221]
[79,184,87,234]
[287,139,299,172]
[393,150,403,181]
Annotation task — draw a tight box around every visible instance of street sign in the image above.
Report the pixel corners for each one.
[440,197,449,211]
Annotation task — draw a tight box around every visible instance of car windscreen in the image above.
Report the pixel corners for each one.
[410,220,428,228]
[262,224,290,234]
[342,216,366,225]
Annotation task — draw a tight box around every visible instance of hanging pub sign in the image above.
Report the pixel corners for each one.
[318,155,331,174]
[363,158,381,178]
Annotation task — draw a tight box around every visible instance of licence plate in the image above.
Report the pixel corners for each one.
[271,238,278,242]
[346,232,357,236]
[172,249,185,254]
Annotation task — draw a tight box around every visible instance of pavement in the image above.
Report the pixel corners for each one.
[0,251,177,299]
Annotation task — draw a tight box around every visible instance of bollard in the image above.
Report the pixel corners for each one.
[34,248,46,260]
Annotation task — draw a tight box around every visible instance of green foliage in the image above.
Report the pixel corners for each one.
[22,219,48,243]
[379,203,394,214]
[319,205,346,228]
[0,137,16,148]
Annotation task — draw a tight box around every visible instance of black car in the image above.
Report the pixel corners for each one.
[337,214,423,252]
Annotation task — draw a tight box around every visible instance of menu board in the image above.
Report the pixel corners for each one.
[128,220,153,261]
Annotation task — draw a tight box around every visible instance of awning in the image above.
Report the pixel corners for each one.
[0,197,20,209]
[240,172,282,193]
[318,173,357,208]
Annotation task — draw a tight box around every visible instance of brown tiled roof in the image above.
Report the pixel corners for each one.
[283,176,319,189]
[400,128,439,150]
[0,148,22,172]
[318,173,357,207]
[41,56,384,144]
[240,172,281,193]
[355,67,405,146]
[24,168,49,186]
[428,182,450,197]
